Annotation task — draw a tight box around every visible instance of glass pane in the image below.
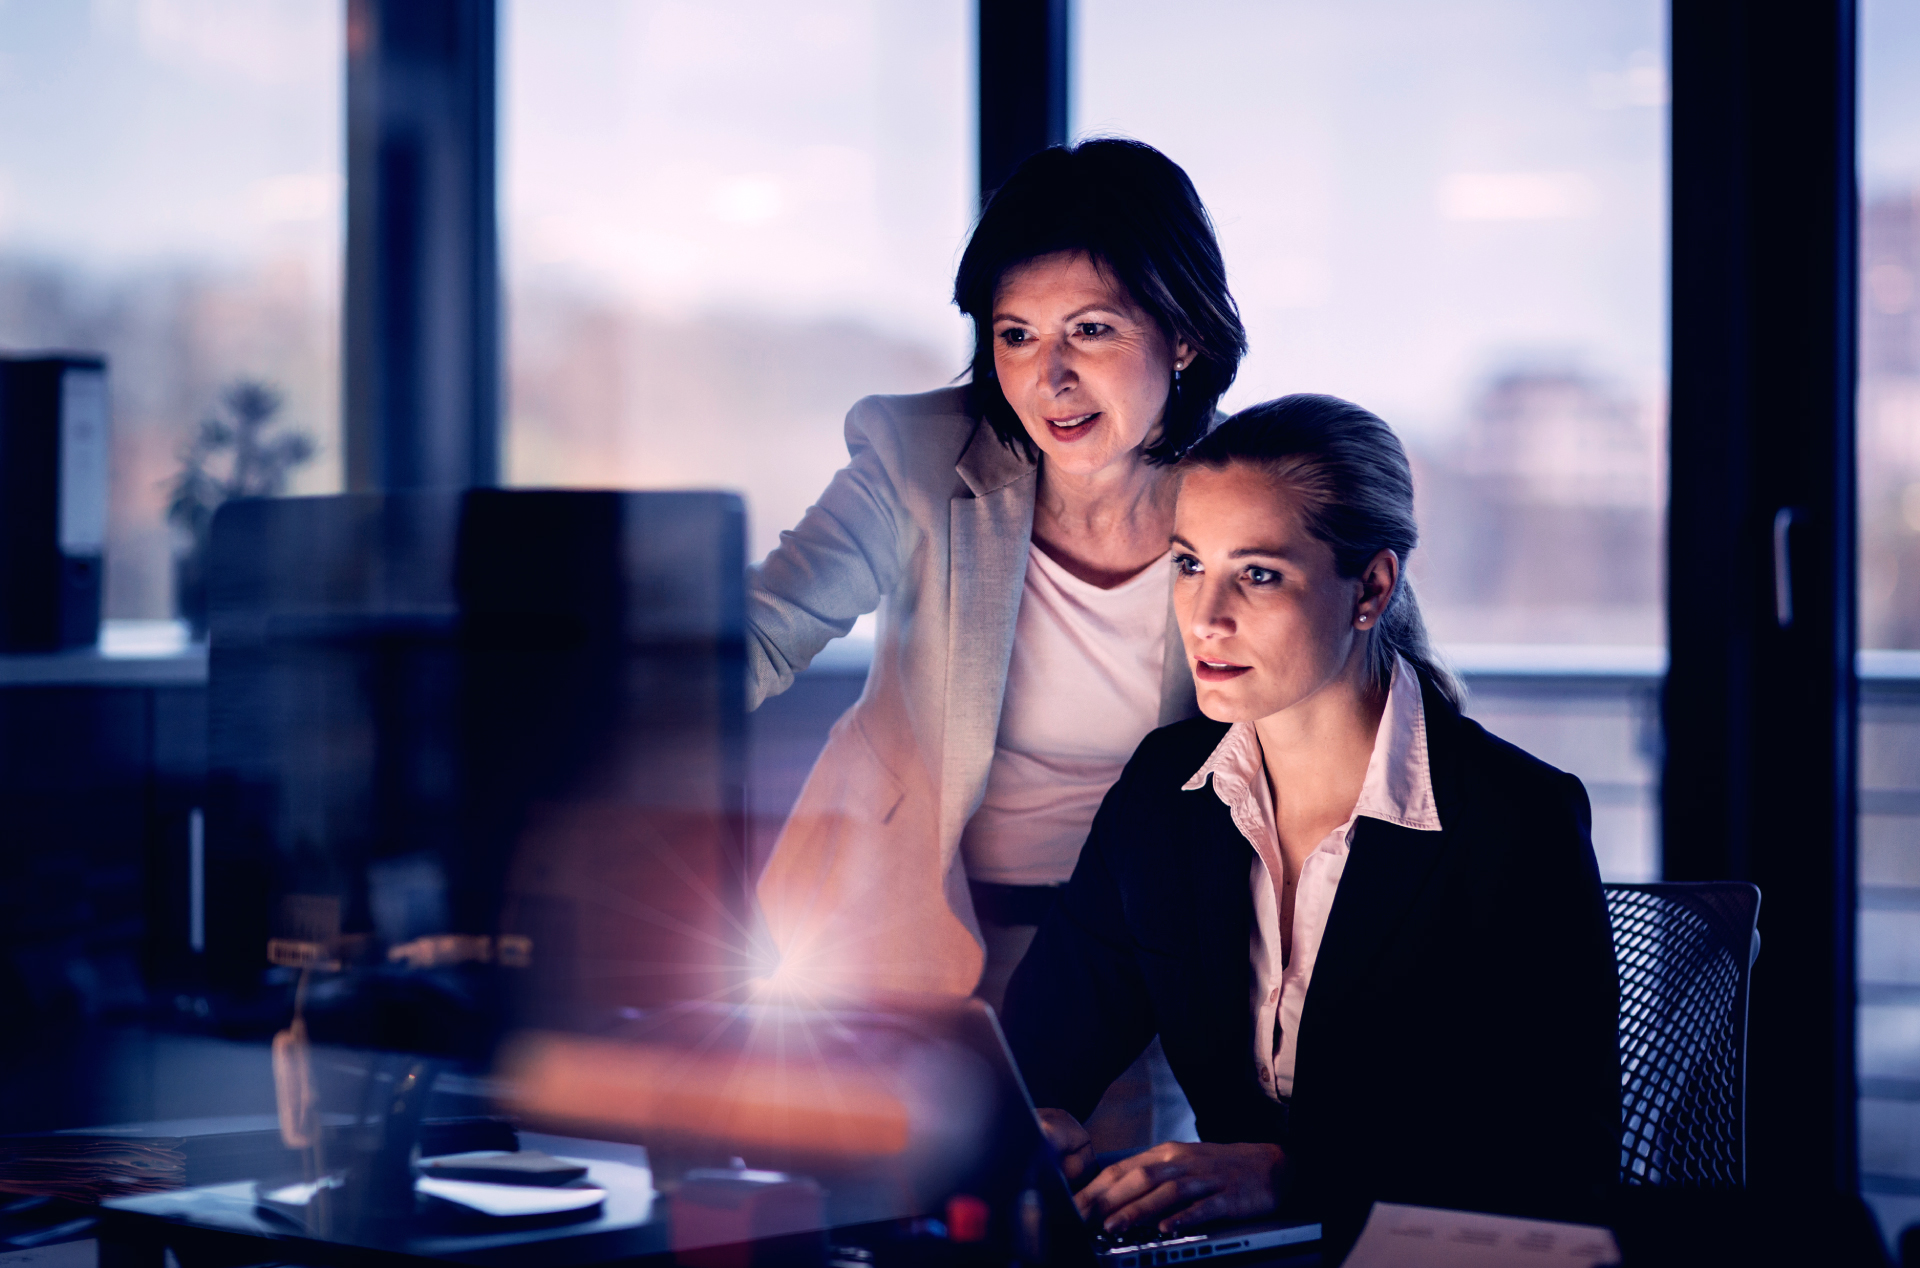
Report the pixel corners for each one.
[0,1,344,624]
[1076,0,1665,882]
[1858,0,1920,1245]
[501,0,972,562]
[1863,1,1920,653]
[1078,0,1665,648]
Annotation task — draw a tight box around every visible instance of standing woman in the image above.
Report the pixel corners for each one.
[750,139,1247,1002]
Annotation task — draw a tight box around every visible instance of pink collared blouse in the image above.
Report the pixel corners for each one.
[1180,654,1443,1099]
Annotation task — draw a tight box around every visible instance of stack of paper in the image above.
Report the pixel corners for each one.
[1344,1203,1622,1268]
[0,1136,185,1201]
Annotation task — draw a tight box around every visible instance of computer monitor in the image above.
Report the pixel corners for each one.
[202,489,749,1055]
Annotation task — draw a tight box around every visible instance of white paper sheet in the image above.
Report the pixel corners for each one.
[1342,1202,1622,1268]
[414,1177,606,1217]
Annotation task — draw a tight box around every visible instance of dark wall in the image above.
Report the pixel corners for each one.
[0,682,204,1030]
[0,680,209,1132]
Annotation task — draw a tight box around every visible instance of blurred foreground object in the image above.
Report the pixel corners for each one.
[165,381,315,640]
[192,488,745,1237]
[90,1001,1093,1265]
[500,999,1088,1262]
[672,1162,825,1268]
[502,1032,914,1159]
[0,356,108,652]
[201,488,749,1043]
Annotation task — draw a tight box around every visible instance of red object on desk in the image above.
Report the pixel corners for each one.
[946,1194,990,1243]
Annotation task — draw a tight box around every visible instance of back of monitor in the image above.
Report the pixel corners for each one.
[201,489,749,1048]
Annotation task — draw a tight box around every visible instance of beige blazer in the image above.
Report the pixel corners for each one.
[749,386,1198,997]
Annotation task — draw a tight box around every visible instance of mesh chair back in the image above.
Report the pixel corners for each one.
[1604,881,1762,1187]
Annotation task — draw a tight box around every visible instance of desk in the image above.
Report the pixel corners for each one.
[71,1114,1900,1268]
[98,1133,667,1268]
[84,1127,1320,1268]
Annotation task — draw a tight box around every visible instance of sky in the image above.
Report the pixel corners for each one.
[0,0,342,272]
[1077,0,1668,440]
[502,0,973,360]
[501,0,1671,445]
[1865,0,1920,197]
[2,1,1913,396]
[0,0,1675,444]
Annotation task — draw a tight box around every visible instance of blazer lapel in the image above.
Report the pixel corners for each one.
[940,424,1037,858]
[1303,818,1449,1024]
[1300,675,1464,1026]
[1191,785,1262,966]
[1171,767,1271,1123]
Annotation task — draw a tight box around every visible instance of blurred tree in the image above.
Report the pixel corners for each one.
[166,381,314,636]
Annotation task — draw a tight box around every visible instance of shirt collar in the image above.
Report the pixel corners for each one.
[1181,654,1442,833]
[1181,719,1264,796]
[1356,654,1442,831]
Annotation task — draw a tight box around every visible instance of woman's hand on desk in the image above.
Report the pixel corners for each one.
[1073,1141,1286,1235]
[1035,1108,1095,1184]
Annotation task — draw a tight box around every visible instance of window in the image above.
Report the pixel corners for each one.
[1076,0,1666,880]
[0,1,343,621]
[1863,0,1920,653]
[502,0,971,562]
[1078,0,1665,647]
[1857,0,1920,1241]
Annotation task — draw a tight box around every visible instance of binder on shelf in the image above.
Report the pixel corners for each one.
[0,355,110,652]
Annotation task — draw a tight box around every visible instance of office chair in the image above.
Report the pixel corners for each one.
[1604,882,1762,1187]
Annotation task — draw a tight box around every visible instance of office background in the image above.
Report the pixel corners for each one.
[0,0,1915,1253]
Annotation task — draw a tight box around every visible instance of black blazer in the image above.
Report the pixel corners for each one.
[1002,671,1619,1247]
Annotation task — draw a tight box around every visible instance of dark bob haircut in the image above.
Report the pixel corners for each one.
[953,138,1247,466]
[1180,393,1464,709]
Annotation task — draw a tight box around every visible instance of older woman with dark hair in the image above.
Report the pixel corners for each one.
[751,139,1247,1004]
[1003,394,1618,1255]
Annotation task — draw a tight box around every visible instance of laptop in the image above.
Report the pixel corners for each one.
[1089,1218,1322,1267]
[942,1000,1322,1267]
[530,998,1316,1267]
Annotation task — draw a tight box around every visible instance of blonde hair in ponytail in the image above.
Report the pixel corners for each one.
[1178,393,1464,710]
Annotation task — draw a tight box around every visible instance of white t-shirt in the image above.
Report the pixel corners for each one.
[960,543,1170,888]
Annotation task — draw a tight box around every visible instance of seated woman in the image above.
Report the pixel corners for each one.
[1000,393,1619,1253]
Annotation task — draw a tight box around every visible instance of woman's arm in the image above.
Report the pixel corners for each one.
[1435,763,1617,1218]
[1001,783,1160,1122]
[746,397,907,709]
[1004,752,1292,1233]
[1495,770,1619,1204]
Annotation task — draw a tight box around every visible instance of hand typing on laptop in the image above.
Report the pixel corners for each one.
[1040,1109,1286,1235]
[1036,1109,1095,1183]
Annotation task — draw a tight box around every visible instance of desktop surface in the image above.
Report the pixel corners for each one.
[101,1131,665,1267]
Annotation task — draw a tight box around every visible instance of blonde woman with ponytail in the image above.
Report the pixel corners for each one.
[1000,394,1619,1259]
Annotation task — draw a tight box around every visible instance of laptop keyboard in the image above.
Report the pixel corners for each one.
[1091,1229,1209,1256]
